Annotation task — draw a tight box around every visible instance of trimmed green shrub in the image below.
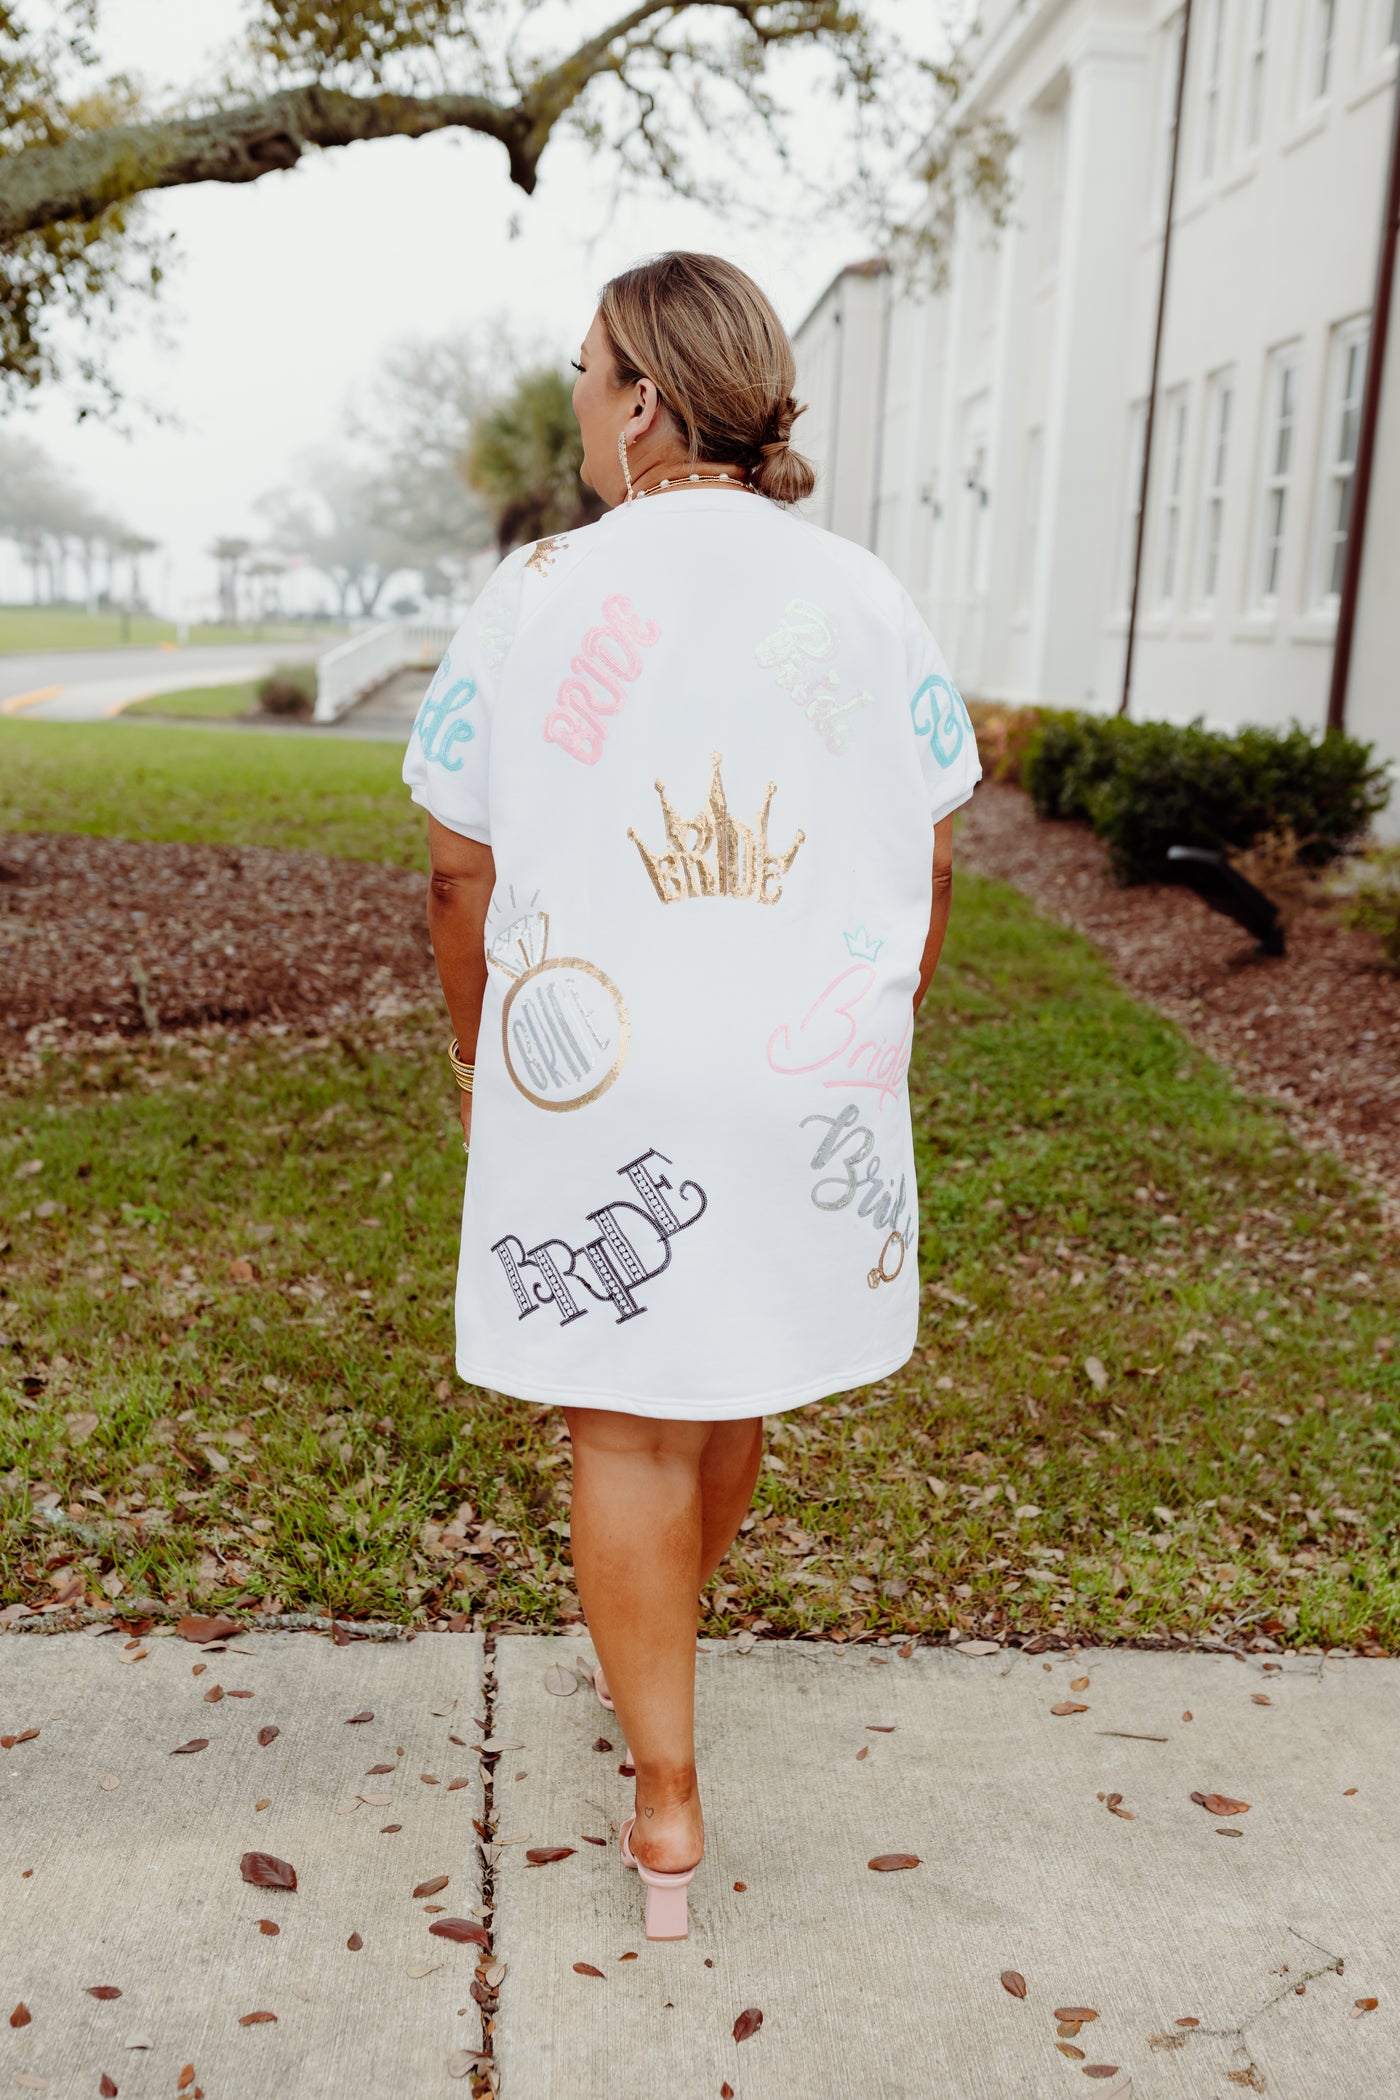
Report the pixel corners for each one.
[1020,711,1388,884]
[1338,845,1400,971]
[258,661,317,718]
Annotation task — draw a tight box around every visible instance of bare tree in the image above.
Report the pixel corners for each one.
[0,3,1014,406]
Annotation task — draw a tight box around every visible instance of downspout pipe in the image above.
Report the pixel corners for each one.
[1120,0,1193,718]
[1326,60,1400,735]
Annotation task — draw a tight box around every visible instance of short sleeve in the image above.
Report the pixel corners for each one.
[902,593,982,826]
[402,546,529,844]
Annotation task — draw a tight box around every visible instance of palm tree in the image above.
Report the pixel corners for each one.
[465,368,603,550]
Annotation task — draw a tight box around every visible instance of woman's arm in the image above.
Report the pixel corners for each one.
[912,813,956,1015]
[426,815,495,1146]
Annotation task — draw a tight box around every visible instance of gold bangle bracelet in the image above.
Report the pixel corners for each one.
[448,1037,475,1092]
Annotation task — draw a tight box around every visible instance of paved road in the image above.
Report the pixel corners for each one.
[3,1628,1395,2098]
[0,643,323,723]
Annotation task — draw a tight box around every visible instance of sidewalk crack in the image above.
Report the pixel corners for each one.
[1153,1928,1346,2091]
[466,1631,500,2099]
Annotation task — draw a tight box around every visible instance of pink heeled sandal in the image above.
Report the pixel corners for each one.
[619,1815,697,1941]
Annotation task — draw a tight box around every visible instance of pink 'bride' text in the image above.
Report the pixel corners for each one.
[766,963,911,1111]
[542,594,661,765]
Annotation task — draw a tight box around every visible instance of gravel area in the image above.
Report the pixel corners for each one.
[0,830,439,1042]
[957,781,1400,1222]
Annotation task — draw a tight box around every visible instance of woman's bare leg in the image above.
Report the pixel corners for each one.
[698,1415,764,1586]
[565,1409,764,1876]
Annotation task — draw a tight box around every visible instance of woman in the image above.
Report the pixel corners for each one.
[404,252,979,1940]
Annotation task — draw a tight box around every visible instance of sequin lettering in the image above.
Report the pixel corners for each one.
[909,674,973,769]
[768,964,910,1110]
[414,651,477,770]
[630,751,805,906]
[491,1148,708,1326]
[755,599,872,754]
[800,1104,913,1256]
[543,594,661,765]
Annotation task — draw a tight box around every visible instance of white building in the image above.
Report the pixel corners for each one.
[793,0,1400,808]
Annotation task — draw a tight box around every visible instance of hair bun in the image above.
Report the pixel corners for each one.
[759,437,790,458]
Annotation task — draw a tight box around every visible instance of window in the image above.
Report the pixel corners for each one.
[1155,12,1186,219]
[1195,371,1234,609]
[1243,0,1270,147]
[1198,0,1226,179]
[1305,0,1337,104]
[1119,401,1148,612]
[1312,319,1370,607]
[1016,428,1043,616]
[1253,346,1302,608]
[1157,390,1190,605]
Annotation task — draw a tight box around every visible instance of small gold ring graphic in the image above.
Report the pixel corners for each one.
[867,1230,907,1289]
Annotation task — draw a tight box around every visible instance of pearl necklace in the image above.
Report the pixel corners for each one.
[630,470,757,503]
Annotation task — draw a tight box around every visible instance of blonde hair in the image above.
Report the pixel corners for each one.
[597,253,816,506]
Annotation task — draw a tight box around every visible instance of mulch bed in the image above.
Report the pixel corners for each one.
[957,782,1400,1224]
[0,831,439,1043]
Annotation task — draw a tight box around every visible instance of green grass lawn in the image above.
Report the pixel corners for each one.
[123,682,260,721]
[1,727,1396,1646]
[0,720,424,869]
[0,607,336,653]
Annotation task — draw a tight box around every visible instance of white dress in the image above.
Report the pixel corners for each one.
[404,488,980,1419]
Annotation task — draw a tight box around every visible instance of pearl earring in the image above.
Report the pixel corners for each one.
[618,428,635,504]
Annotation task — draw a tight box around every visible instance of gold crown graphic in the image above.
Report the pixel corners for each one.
[629,751,805,907]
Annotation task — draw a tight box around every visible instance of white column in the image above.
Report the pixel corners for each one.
[1029,21,1152,707]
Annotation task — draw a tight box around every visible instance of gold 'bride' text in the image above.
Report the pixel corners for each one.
[628,751,805,906]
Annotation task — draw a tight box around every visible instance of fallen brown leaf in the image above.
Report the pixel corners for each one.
[867,1725,896,1733]
[526,1847,575,1865]
[100,2077,118,2097]
[257,1922,278,1937]
[1058,2043,1086,2060]
[1190,1792,1251,1817]
[868,1854,920,1872]
[238,2012,277,2026]
[544,1665,579,1696]
[421,1774,440,1785]
[239,1852,297,1891]
[855,1745,869,1761]
[1070,1676,1090,1692]
[619,1952,638,1962]
[99,1773,120,1791]
[1175,2018,1200,2028]
[347,1933,363,1952]
[430,1919,490,1946]
[1051,1702,1089,1716]
[1056,2008,1099,2023]
[733,2007,763,2043]
[170,1740,209,1756]
[573,1963,604,1978]
[87,1986,122,1999]
[366,1763,395,1776]
[446,1778,470,1791]
[257,1727,279,1748]
[254,1798,270,1813]
[733,1882,746,1892]
[176,1615,239,1644]
[722,2086,734,2099]
[345,1710,374,1724]
[413,1876,450,1898]
[1251,1694,1272,1706]
[10,2003,32,2027]
[177,2069,194,2091]
[1000,1970,1027,1998]
[592,1737,613,1752]
[1081,2068,1119,2081]
[203,1687,224,1704]
[1344,1787,1359,1796]
[580,1835,607,1847]
[1354,1997,1379,2014]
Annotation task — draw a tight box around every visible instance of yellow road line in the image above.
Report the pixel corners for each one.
[0,684,64,716]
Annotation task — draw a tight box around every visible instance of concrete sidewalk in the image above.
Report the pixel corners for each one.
[3,1630,1397,2099]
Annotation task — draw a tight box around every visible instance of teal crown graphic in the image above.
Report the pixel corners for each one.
[843,925,884,962]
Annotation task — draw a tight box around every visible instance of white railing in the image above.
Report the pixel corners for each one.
[312,618,455,724]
